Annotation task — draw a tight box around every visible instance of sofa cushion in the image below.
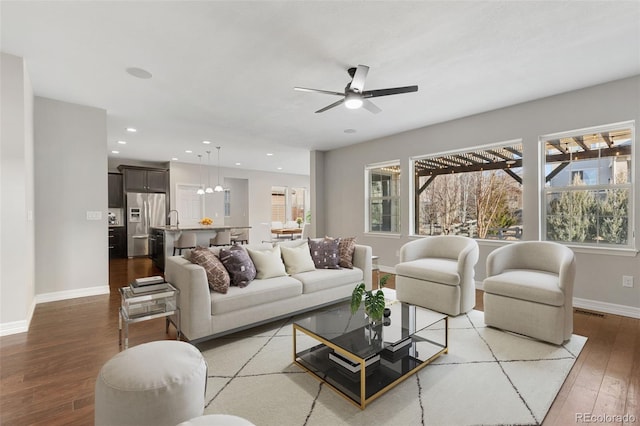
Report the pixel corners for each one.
[246,245,287,279]
[189,247,230,294]
[338,237,356,269]
[210,276,303,315]
[483,269,564,306]
[219,245,256,288]
[308,237,340,269]
[280,242,316,275]
[395,258,460,286]
[292,267,363,294]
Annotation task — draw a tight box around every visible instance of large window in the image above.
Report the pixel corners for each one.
[412,142,523,240]
[366,162,400,233]
[271,186,307,224]
[541,122,634,248]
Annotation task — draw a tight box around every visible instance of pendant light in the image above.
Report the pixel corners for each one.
[196,154,205,195]
[214,146,224,192]
[205,150,214,193]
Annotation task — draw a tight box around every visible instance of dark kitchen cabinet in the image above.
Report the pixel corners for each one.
[150,228,165,270]
[108,173,124,208]
[109,227,126,258]
[119,166,168,193]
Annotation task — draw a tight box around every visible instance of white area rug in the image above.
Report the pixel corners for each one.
[197,308,586,426]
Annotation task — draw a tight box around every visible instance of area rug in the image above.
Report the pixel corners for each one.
[197,308,586,426]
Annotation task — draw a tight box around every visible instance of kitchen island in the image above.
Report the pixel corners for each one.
[150,226,250,270]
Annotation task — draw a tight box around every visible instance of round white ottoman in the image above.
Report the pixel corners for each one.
[95,340,207,426]
[177,414,256,425]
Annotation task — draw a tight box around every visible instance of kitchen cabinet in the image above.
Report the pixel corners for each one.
[109,227,126,258]
[150,228,165,270]
[108,173,124,208]
[119,167,168,193]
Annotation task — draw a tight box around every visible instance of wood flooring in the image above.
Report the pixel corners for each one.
[0,259,638,425]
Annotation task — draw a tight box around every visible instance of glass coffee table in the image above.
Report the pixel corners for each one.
[293,300,448,409]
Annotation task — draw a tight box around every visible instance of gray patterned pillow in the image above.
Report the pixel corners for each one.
[189,247,230,294]
[219,245,256,287]
[308,237,340,269]
[337,236,357,269]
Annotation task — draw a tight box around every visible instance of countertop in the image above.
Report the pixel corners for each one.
[151,226,250,232]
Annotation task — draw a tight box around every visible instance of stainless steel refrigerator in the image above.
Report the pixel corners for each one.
[126,192,166,257]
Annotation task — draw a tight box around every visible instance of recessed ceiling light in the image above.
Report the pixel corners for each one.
[126,127,137,133]
[185,150,192,154]
[125,67,152,79]
[111,150,120,154]
[171,157,179,161]
[267,153,274,156]
[117,140,127,145]
[277,167,283,170]
[202,140,211,144]
[344,128,356,134]
[235,162,241,166]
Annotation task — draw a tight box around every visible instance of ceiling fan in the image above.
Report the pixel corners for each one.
[294,64,418,114]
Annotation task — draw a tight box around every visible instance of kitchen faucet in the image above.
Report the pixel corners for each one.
[167,210,180,229]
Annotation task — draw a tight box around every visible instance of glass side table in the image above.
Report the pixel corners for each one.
[118,284,180,349]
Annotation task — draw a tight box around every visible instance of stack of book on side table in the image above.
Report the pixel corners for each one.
[129,276,170,294]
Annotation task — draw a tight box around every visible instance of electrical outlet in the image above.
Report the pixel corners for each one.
[86,211,102,221]
[622,275,634,288]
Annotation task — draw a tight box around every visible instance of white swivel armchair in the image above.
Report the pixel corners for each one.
[482,241,575,345]
[395,235,479,316]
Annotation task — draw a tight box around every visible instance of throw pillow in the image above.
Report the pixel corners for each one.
[308,237,340,269]
[189,246,230,294]
[219,245,256,287]
[280,242,316,274]
[326,236,357,269]
[246,245,287,279]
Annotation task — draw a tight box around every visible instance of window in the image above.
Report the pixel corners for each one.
[271,186,286,223]
[290,187,306,223]
[271,186,307,224]
[412,142,523,240]
[541,122,634,248]
[224,189,231,217]
[366,162,400,233]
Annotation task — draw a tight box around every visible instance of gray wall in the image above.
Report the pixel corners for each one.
[169,162,309,244]
[322,76,640,315]
[224,177,249,227]
[0,53,35,332]
[34,97,108,295]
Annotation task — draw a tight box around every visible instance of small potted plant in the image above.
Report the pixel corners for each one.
[295,217,303,228]
[350,276,389,323]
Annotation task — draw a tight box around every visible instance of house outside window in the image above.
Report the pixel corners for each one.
[541,122,634,248]
[366,162,400,234]
[412,142,523,240]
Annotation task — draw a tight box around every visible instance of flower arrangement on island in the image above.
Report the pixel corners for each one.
[200,217,213,226]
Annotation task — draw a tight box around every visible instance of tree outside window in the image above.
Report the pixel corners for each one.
[542,123,633,247]
[367,163,400,233]
[413,143,523,240]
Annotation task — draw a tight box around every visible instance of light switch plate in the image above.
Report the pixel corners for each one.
[86,211,102,221]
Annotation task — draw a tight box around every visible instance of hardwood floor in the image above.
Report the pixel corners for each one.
[0,260,638,425]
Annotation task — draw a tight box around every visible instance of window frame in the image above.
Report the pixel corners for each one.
[539,121,635,250]
[409,139,523,240]
[365,160,401,236]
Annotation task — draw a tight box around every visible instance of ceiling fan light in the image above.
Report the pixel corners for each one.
[344,93,363,109]
[214,184,224,192]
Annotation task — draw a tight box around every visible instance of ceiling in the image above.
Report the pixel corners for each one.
[2,1,639,176]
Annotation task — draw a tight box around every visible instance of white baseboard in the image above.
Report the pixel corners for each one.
[34,285,110,304]
[573,297,640,319]
[0,299,37,337]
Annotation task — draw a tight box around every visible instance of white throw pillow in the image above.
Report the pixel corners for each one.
[246,245,287,279]
[280,242,316,275]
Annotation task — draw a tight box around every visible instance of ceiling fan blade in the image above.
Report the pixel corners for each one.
[294,87,344,97]
[363,85,418,98]
[362,99,382,114]
[315,99,345,113]
[350,65,369,92]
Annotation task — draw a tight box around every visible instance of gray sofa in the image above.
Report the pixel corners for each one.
[164,241,372,343]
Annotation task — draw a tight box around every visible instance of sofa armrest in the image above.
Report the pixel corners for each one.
[164,256,212,341]
[352,244,373,291]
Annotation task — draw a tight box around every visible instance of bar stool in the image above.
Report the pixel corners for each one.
[231,229,249,245]
[173,232,197,255]
[209,230,231,247]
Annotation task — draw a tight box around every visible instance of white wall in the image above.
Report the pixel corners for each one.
[34,97,109,297]
[169,162,309,244]
[322,76,640,316]
[0,53,35,334]
[224,177,249,227]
